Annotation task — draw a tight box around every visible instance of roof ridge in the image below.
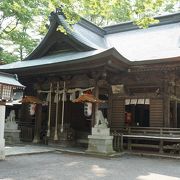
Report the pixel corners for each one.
[103,12,180,34]
[78,18,105,37]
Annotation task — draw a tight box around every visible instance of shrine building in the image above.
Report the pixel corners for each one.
[0,11,180,154]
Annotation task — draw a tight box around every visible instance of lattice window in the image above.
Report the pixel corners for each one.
[1,85,12,100]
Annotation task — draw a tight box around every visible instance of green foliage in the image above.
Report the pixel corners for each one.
[0,0,44,62]
[0,0,179,63]
[0,50,18,63]
[129,0,179,28]
[75,0,131,26]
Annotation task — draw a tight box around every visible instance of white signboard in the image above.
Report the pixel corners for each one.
[131,99,137,104]
[137,99,145,104]
[111,85,124,94]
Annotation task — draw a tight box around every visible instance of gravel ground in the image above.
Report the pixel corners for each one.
[0,152,180,180]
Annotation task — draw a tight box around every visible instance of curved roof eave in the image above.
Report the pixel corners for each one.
[24,17,58,60]
[0,48,130,73]
[53,12,101,50]
[110,47,130,65]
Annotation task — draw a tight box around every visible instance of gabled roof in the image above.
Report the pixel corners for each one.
[103,12,180,61]
[0,11,180,74]
[54,13,107,50]
[23,11,180,62]
[25,11,107,60]
[105,22,180,61]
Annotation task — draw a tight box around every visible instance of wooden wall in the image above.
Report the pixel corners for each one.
[110,95,125,127]
[19,104,35,142]
[109,96,164,128]
[150,99,164,127]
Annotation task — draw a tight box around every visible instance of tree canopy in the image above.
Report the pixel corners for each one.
[0,0,179,63]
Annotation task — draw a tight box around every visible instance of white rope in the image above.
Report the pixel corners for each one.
[54,82,59,140]
[47,83,52,137]
[38,90,50,93]
[61,81,66,133]
[67,87,94,93]
[68,87,94,100]
[38,85,94,138]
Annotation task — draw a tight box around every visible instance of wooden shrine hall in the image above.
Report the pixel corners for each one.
[1,10,180,154]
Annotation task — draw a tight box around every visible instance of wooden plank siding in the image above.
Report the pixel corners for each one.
[150,99,164,127]
[110,95,125,127]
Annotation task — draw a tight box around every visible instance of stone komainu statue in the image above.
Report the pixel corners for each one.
[6,110,15,122]
[95,110,108,128]
[5,110,17,130]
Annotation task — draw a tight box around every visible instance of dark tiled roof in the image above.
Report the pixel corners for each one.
[0,72,25,88]
[1,11,180,71]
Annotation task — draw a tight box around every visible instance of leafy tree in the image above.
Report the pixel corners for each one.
[0,49,17,63]
[0,0,179,63]
[76,0,179,27]
[0,0,49,62]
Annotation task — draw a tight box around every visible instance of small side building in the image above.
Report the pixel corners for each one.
[0,72,24,160]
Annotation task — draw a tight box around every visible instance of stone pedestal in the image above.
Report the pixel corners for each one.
[4,129,20,144]
[86,127,115,155]
[0,105,5,160]
[48,124,75,147]
[4,110,20,145]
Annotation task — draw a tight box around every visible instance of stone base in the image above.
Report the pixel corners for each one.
[0,138,5,160]
[48,124,75,147]
[86,127,115,155]
[49,140,75,148]
[92,127,111,136]
[4,129,20,145]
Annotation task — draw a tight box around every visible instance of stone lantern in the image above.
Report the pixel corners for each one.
[0,72,24,160]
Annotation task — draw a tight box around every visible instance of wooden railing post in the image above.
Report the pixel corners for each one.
[128,127,131,134]
[159,139,164,153]
[128,139,132,151]
[120,134,124,151]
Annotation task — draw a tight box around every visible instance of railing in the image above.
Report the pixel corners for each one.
[111,127,180,154]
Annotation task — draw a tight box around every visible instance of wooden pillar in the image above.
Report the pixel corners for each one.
[92,82,99,128]
[164,80,170,127]
[164,97,170,127]
[33,104,42,143]
[107,86,112,127]
[173,101,177,128]
[0,103,5,160]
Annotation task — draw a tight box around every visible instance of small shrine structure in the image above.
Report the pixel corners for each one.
[0,72,24,160]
